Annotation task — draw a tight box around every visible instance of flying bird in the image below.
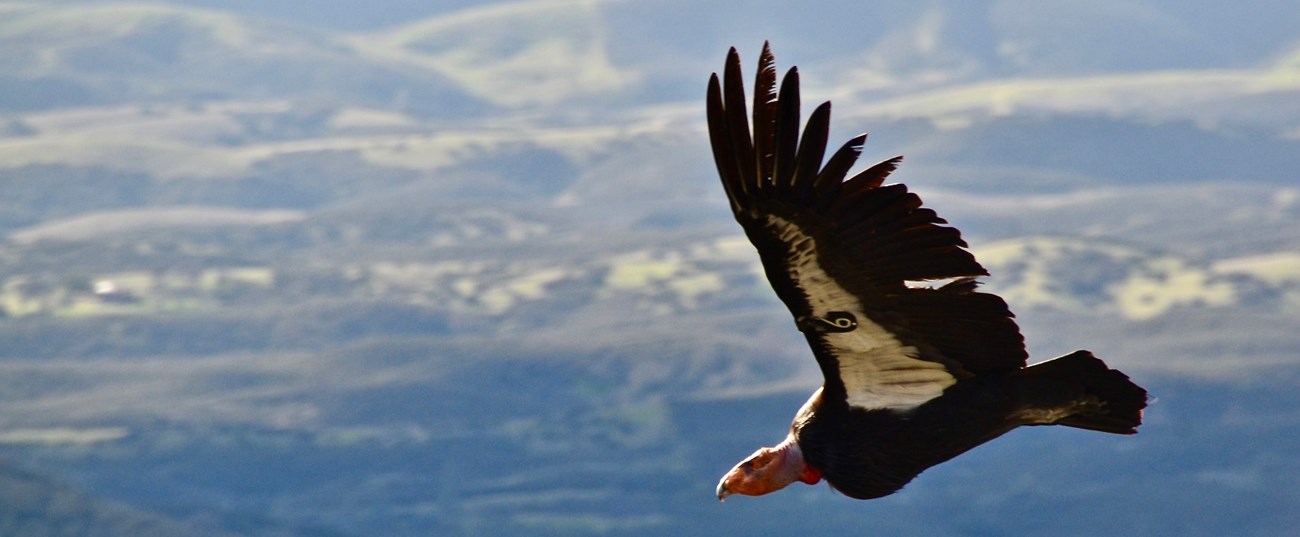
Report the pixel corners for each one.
[708,44,1148,501]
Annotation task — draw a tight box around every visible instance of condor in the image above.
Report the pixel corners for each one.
[709,44,1148,501]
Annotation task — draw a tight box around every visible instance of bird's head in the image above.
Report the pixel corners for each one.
[716,434,821,501]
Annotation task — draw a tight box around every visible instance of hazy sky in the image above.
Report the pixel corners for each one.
[54,0,483,29]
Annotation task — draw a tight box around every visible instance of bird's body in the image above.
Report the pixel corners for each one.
[708,44,1148,501]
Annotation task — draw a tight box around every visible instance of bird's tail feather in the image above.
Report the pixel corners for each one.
[1018,350,1148,435]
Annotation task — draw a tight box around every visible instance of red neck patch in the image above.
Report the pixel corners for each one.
[799,463,822,485]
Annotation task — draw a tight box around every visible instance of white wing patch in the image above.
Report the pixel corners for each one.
[766,215,956,411]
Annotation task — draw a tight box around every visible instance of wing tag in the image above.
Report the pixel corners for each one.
[799,311,858,333]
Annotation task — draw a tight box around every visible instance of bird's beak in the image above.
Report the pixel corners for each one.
[716,479,731,501]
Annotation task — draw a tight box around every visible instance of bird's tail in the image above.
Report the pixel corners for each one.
[1015,350,1148,435]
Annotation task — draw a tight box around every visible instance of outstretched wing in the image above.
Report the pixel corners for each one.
[707,44,1027,412]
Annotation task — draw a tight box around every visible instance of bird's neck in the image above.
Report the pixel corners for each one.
[773,434,822,486]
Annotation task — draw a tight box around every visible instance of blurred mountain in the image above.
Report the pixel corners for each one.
[1,1,1299,536]
[0,3,481,114]
[0,461,251,536]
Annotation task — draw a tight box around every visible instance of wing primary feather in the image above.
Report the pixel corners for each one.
[772,67,801,195]
[870,231,973,262]
[792,101,832,204]
[836,183,910,220]
[723,48,756,198]
[813,133,867,205]
[753,42,778,189]
[706,73,744,213]
[839,214,953,248]
[843,155,904,195]
[855,191,924,231]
